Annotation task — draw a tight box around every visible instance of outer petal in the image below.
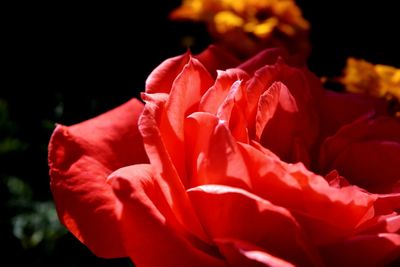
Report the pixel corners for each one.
[188,185,322,266]
[48,98,147,258]
[109,164,226,267]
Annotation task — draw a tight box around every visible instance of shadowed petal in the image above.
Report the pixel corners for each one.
[195,45,241,77]
[255,81,298,140]
[246,60,321,164]
[320,233,400,267]
[320,115,400,193]
[318,90,387,139]
[375,193,400,215]
[238,48,288,75]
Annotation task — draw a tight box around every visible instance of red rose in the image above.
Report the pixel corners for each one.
[49,45,400,266]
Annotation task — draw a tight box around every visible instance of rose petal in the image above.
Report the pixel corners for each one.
[325,170,351,188]
[185,112,251,188]
[109,164,226,267]
[246,59,321,117]
[239,142,376,245]
[246,60,321,163]
[195,45,241,77]
[160,57,214,180]
[188,185,321,266]
[200,69,249,115]
[255,82,294,141]
[320,116,400,193]
[216,80,249,143]
[139,101,210,235]
[145,51,191,93]
[320,233,400,267]
[356,213,400,235]
[48,98,147,258]
[331,141,400,192]
[375,193,400,215]
[238,47,288,75]
[320,115,400,166]
[318,90,387,139]
[215,239,297,267]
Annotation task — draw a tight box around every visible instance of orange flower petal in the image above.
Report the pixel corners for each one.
[340,57,400,101]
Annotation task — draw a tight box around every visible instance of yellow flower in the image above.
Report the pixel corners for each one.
[340,58,400,101]
[170,0,310,62]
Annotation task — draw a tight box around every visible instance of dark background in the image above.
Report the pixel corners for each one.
[2,1,399,266]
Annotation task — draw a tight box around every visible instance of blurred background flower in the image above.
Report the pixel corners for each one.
[339,58,400,102]
[170,0,310,63]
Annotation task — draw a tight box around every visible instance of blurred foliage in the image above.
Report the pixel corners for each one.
[0,100,28,154]
[0,97,133,266]
[6,176,66,249]
[0,99,61,265]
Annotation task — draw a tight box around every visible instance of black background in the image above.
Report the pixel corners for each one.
[6,1,400,119]
[2,1,400,266]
